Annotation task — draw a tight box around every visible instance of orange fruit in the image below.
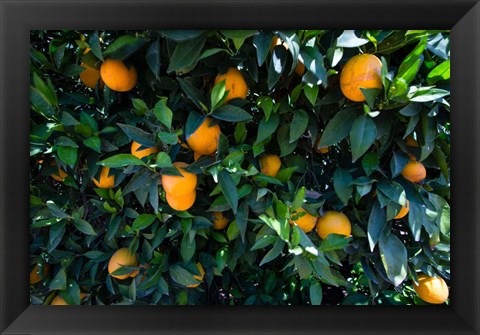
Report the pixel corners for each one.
[161,162,197,196]
[294,61,305,76]
[316,211,352,239]
[314,137,329,154]
[166,190,196,211]
[405,135,420,147]
[187,263,205,288]
[50,292,88,305]
[186,118,221,156]
[100,59,137,92]
[259,154,281,177]
[214,68,248,103]
[131,141,159,159]
[212,212,229,230]
[108,247,138,280]
[413,274,449,304]
[193,152,202,161]
[394,200,410,219]
[401,160,426,183]
[93,166,115,189]
[270,36,282,52]
[51,167,68,182]
[30,263,50,284]
[79,63,102,89]
[340,54,383,102]
[289,208,317,233]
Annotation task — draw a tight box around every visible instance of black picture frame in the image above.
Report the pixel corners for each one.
[1,0,478,334]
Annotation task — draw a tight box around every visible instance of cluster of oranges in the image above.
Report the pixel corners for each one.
[47,35,445,305]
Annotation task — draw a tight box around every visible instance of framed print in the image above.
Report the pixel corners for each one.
[1,0,479,334]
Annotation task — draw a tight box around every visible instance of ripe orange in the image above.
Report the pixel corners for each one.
[401,160,426,183]
[51,167,68,182]
[186,118,221,156]
[108,247,138,280]
[166,190,196,211]
[290,208,317,233]
[131,141,159,159]
[79,63,102,89]
[394,200,410,219]
[214,68,248,103]
[405,135,420,147]
[259,154,281,177]
[100,59,137,92]
[50,292,88,305]
[93,166,115,189]
[187,263,205,288]
[294,61,306,76]
[316,211,352,239]
[212,212,229,230]
[314,137,329,154]
[30,263,50,284]
[340,54,383,102]
[413,274,449,304]
[161,162,197,196]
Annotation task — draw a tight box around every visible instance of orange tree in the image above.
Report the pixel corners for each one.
[30,30,450,305]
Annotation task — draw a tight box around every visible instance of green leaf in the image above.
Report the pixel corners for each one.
[153,99,173,129]
[161,30,205,41]
[60,280,81,305]
[333,168,353,206]
[57,146,78,167]
[304,85,319,106]
[146,39,161,79]
[390,151,409,177]
[253,31,273,66]
[49,268,67,290]
[367,201,387,252]
[255,113,279,145]
[268,45,288,90]
[277,124,297,157]
[309,282,323,305]
[88,31,104,61]
[210,80,228,112]
[30,87,55,117]
[379,228,408,287]
[212,105,252,122]
[181,233,196,262]
[300,47,327,86]
[336,30,369,48]
[131,214,156,231]
[117,123,155,147]
[155,152,172,168]
[426,59,450,85]
[236,200,249,242]
[319,234,351,252]
[167,34,206,73]
[251,235,277,250]
[32,72,57,107]
[362,152,379,177]
[98,154,147,168]
[83,136,101,153]
[169,264,199,287]
[289,109,309,143]
[55,136,79,148]
[103,35,147,60]
[408,87,449,102]
[53,43,66,70]
[407,202,425,241]
[319,108,357,147]
[259,238,285,266]
[359,88,382,109]
[218,170,238,214]
[377,180,406,206]
[350,114,377,162]
[73,218,97,235]
[291,187,306,212]
[221,30,258,39]
[177,78,209,112]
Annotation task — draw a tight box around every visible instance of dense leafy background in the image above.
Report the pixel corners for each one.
[30,30,450,305]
